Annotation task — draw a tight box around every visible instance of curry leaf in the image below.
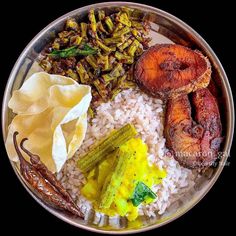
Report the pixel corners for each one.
[49,44,97,58]
[130,181,156,207]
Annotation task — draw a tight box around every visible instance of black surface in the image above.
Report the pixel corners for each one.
[0,0,235,235]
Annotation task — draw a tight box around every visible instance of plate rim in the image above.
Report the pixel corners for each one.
[2,1,234,234]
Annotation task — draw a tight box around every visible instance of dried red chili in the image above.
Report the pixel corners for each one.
[13,131,83,218]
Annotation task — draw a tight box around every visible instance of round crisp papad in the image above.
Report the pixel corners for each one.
[5,72,92,173]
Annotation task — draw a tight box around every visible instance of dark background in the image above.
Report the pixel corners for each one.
[0,0,235,234]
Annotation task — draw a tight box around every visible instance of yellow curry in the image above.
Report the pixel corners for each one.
[81,138,166,221]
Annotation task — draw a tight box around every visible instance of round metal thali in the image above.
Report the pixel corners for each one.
[2,2,234,234]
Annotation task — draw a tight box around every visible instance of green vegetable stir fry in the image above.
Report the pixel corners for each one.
[39,7,151,108]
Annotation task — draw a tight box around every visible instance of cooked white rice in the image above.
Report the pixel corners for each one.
[57,88,196,223]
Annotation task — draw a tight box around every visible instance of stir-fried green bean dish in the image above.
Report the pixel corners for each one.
[39,7,151,109]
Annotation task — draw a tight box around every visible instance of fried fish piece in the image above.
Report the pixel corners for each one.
[134,44,211,99]
[165,88,222,169]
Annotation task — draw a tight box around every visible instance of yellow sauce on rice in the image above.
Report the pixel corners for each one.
[81,138,166,221]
